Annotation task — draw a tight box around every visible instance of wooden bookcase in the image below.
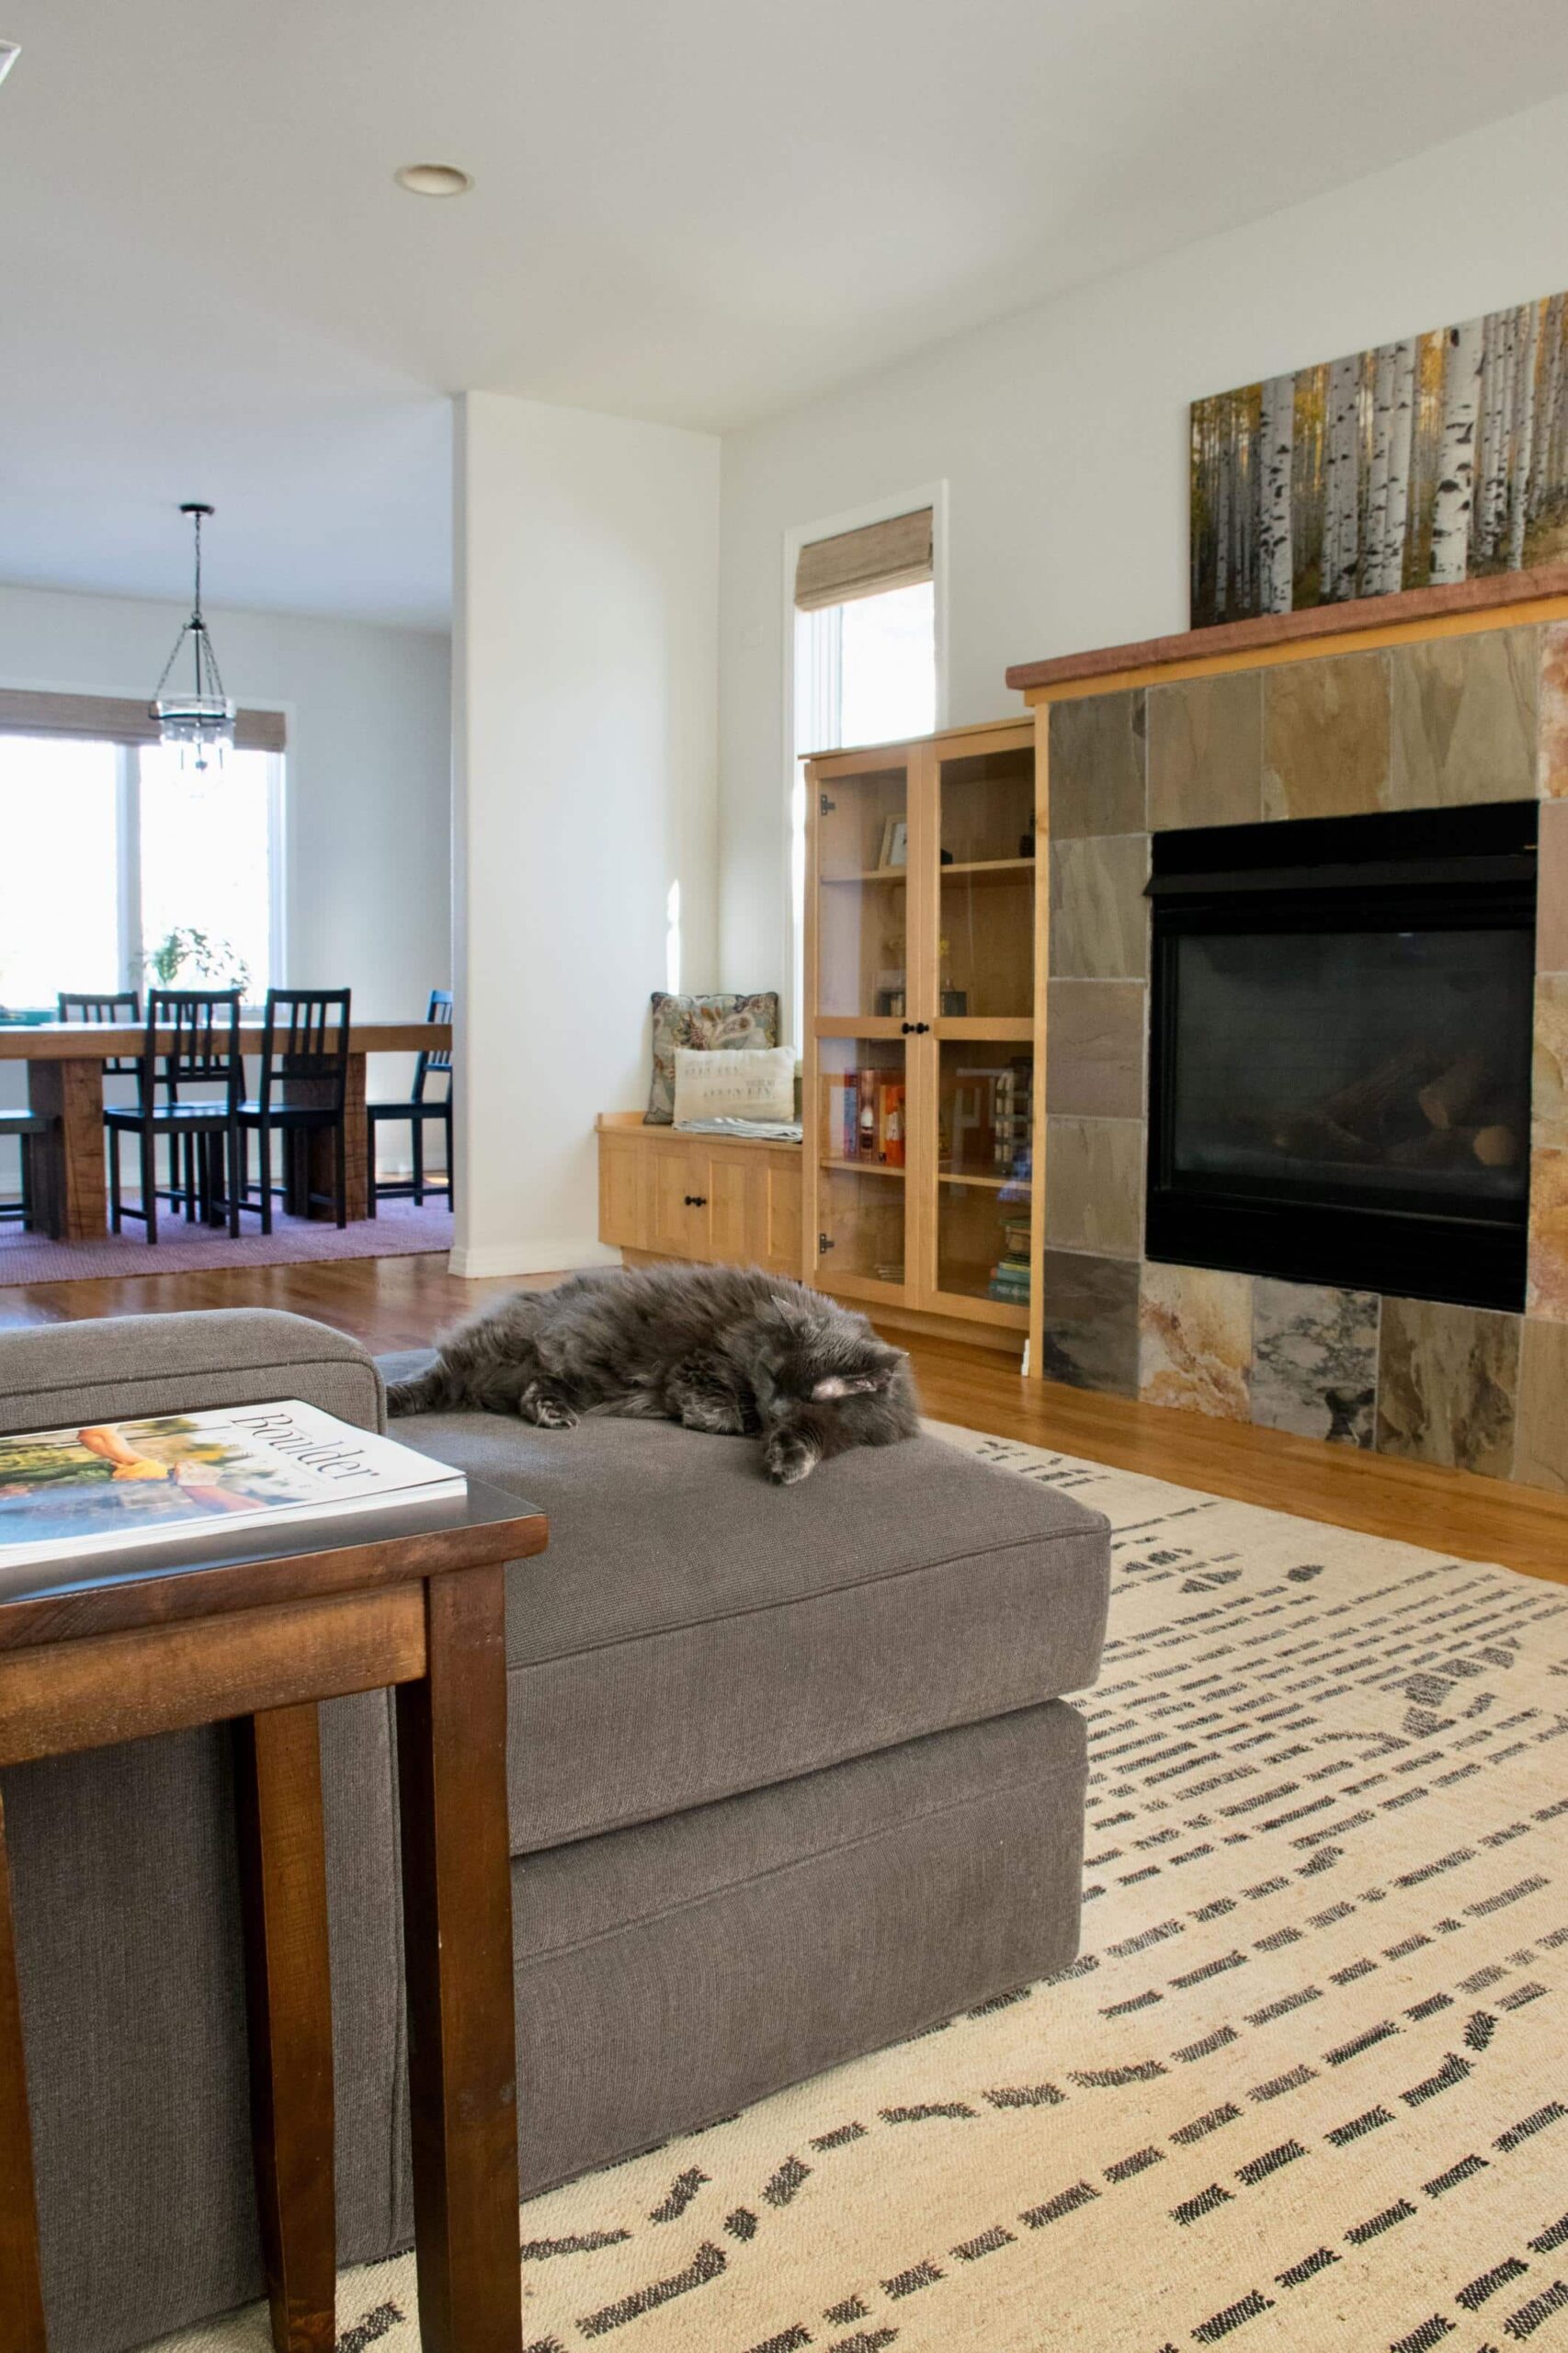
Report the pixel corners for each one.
[801,716,1043,1357]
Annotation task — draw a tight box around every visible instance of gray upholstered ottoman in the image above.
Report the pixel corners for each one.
[3,1314,1108,2353]
[381,1357,1109,2210]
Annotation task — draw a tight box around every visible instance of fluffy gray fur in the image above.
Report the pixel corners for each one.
[385,1262,919,1484]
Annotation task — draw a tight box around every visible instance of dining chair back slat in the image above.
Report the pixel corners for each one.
[413,987,454,1099]
[57,990,142,1076]
[145,990,244,1104]
[257,989,352,1115]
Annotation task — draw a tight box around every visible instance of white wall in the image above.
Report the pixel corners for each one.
[717,87,1568,994]
[451,390,720,1277]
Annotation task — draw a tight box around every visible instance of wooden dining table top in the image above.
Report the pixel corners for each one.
[0,1020,438,1061]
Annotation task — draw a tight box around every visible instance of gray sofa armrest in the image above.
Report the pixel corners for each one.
[0,1308,384,1438]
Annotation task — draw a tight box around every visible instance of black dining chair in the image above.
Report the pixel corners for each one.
[0,1108,49,1230]
[58,986,192,1215]
[367,988,454,1216]
[234,989,352,1232]
[105,991,244,1243]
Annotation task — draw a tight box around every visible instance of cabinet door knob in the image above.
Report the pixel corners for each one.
[914,1021,931,1035]
[900,1020,914,1035]
[685,1193,707,1209]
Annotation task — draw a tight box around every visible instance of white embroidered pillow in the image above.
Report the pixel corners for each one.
[673,1045,796,1125]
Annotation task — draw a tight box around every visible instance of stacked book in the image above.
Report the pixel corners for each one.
[987,1212,1032,1306]
[993,1059,1033,1178]
[824,1073,906,1167]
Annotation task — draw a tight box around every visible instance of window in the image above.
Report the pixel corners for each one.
[788,500,940,1042]
[0,734,281,1013]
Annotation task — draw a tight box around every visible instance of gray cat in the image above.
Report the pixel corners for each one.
[385,1262,919,1485]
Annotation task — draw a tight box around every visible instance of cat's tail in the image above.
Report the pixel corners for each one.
[385,1360,452,1418]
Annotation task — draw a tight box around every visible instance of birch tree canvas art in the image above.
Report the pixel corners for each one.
[1190,290,1568,628]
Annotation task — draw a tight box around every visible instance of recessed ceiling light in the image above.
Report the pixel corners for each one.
[0,42,19,86]
[395,163,472,199]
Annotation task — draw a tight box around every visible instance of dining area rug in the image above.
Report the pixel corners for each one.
[0,1192,453,1284]
[143,1425,1568,2353]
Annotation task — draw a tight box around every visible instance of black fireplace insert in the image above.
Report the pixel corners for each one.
[1144,802,1537,1312]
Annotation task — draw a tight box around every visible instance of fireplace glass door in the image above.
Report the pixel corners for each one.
[1146,803,1537,1312]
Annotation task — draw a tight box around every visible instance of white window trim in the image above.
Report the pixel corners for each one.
[779,481,949,1051]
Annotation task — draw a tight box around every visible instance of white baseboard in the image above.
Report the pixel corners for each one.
[445,1237,622,1279]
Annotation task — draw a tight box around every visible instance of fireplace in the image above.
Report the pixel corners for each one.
[1145,803,1537,1313]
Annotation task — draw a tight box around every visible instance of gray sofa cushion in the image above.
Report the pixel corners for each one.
[0,1307,385,1438]
[379,1357,1110,1855]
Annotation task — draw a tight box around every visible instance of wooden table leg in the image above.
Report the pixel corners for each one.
[233,1707,337,2353]
[396,1567,520,2353]
[26,1057,106,1242]
[0,1784,47,2353]
[304,1055,367,1222]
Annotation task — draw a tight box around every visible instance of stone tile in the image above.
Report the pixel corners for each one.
[1044,1116,1142,1258]
[1250,1278,1380,1448]
[1539,799,1568,972]
[1050,835,1149,979]
[1045,980,1145,1120]
[1049,691,1147,838]
[1527,1144,1568,1320]
[1147,672,1264,832]
[1540,620,1568,798]
[1037,1247,1141,1395]
[1512,1316,1568,1492]
[1389,627,1538,810]
[1263,652,1390,822]
[1533,972,1568,1154]
[1375,1294,1519,1477]
[1139,1261,1253,1420]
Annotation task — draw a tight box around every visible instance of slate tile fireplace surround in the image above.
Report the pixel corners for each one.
[1028,602,1568,1492]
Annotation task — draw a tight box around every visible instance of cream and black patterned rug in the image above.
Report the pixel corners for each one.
[154,1425,1568,2353]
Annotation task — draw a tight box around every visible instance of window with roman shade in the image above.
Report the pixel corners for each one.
[793,507,934,611]
[0,689,284,1011]
[0,688,285,754]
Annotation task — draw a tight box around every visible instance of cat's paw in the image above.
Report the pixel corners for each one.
[519,1382,578,1429]
[763,1430,820,1485]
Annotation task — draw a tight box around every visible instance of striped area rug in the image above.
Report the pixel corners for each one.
[151,1424,1568,2353]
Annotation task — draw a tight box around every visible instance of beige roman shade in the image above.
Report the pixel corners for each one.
[794,507,933,611]
[0,688,286,755]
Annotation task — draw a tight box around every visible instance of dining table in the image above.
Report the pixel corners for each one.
[0,1021,439,1241]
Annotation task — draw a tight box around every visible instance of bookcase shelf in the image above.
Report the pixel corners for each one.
[802,717,1042,1355]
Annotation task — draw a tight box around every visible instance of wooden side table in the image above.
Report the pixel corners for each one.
[0,1477,547,2353]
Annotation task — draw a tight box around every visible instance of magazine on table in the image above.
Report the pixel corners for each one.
[0,1400,466,1576]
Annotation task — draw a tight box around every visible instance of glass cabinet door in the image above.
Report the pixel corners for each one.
[814,761,915,1021]
[934,1039,1033,1317]
[812,1034,909,1294]
[937,741,1037,1020]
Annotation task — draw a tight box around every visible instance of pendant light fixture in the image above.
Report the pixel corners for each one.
[150,502,235,770]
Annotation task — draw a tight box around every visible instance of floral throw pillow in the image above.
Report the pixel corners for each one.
[646,992,780,1124]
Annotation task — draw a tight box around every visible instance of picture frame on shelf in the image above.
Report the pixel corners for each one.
[878,816,909,871]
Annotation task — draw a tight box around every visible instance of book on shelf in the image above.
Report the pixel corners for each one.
[0,1401,466,1582]
[824,1071,905,1167]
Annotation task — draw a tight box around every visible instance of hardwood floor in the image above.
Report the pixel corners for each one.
[2,1252,1565,1586]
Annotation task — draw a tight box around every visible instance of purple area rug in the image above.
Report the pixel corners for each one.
[0,1193,454,1285]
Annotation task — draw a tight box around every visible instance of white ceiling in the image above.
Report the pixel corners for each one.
[5,0,1568,629]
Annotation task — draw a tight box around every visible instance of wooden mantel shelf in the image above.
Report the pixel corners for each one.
[1006,561,1568,698]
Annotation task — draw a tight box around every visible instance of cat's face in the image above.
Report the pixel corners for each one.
[753,1302,909,1424]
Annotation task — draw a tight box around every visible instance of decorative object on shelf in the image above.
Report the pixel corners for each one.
[673,1044,796,1127]
[877,815,909,870]
[150,503,236,769]
[1191,286,1568,628]
[646,990,780,1124]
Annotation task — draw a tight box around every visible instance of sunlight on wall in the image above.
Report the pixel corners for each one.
[665,878,682,995]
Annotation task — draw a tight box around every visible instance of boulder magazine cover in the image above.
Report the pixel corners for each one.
[0,1400,465,1580]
